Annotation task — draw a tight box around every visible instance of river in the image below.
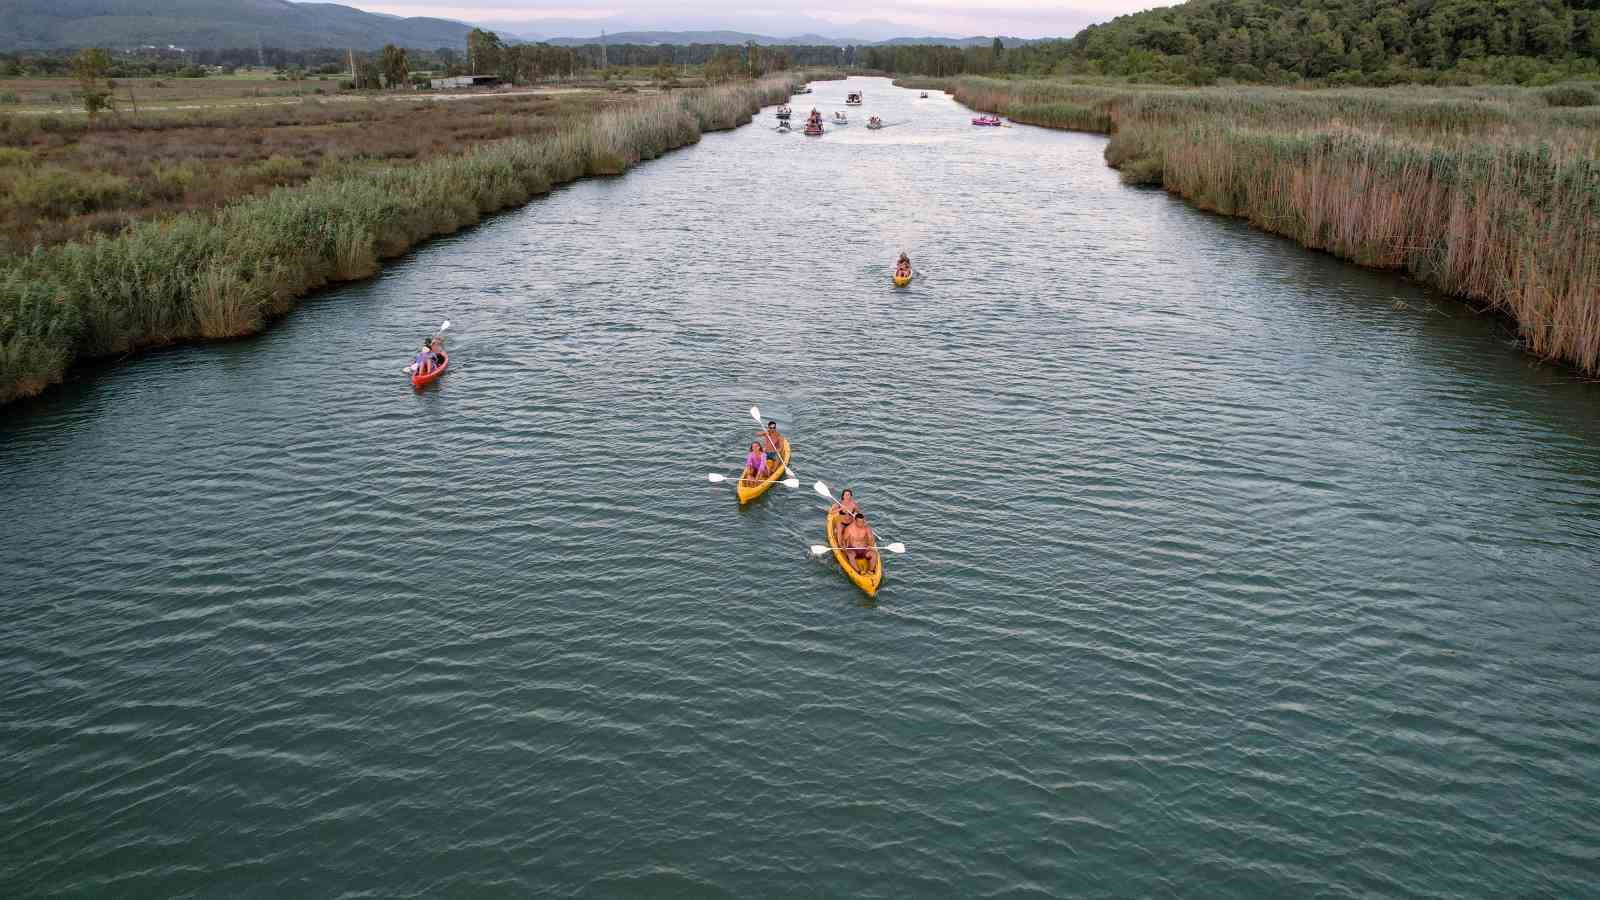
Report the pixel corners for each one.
[3,76,1598,896]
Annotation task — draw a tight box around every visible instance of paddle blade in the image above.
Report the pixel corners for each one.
[706,473,727,483]
[808,545,830,556]
[749,405,762,422]
[439,319,451,332]
[782,477,799,488]
[884,542,906,554]
[813,481,833,501]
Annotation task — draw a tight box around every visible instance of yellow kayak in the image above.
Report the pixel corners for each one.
[826,507,883,596]
[738,437,790,505]
[893,271,913,287]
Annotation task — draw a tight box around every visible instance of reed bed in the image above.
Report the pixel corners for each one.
[904,76,1600,373]
[0,74,801,403]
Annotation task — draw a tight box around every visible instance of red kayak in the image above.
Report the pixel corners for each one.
[972,115,1004,126]
[411,351,448,388]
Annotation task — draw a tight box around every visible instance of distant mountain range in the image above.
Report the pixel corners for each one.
[0,0,475,51]
[539,31,1035,49]
[0,0,1042,52]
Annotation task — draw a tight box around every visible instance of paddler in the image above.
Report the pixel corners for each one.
[839,510,879,573]
[411,338,436,376]
[758,419,784,466]
[741,441,769,484]
[895,253,912,279]
[831,488,861,542]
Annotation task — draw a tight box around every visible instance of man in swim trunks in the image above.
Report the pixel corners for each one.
[759,419,783,464]
[839,511,878,573]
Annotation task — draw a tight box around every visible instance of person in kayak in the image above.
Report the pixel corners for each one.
[741,441,769,484]
[895,253,912,279]
[759,419,784,464]
[411,339,436,376]
[831,488,861,542]
[839,510,879,573]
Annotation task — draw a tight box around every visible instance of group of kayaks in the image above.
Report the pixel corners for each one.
[720,409,889,598]
[778,86,1006,136]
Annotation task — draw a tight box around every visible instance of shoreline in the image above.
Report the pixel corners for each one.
[896,75,1600,376]
[0,73,838,406]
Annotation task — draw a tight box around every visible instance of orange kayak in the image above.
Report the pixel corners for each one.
[411,351,448,388]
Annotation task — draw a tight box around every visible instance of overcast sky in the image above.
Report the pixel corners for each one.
[346,1,1162,40]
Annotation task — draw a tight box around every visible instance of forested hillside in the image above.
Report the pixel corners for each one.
[867,0,1600,84]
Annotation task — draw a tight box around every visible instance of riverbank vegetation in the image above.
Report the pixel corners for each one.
[0,73,809,403]
[868,0,1600,86]
[902,75,1600,373]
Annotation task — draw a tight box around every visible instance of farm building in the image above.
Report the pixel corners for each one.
[429,75,502,89]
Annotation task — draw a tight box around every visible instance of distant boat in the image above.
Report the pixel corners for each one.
[866,116,884,130]
[776,105,791,120]
[794,85,812,95]
[972,115,1003,127]
[845,91,863,106]
[920,92,929,98]
[833,111,848,124]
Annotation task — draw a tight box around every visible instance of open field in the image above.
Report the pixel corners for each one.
[0,73,815,403]
[900,76,1600,374]
[0,89,620,253]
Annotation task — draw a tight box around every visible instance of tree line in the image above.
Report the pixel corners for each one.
[866,0,1600,85]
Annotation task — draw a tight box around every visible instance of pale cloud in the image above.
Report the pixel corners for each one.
[343,0,1162,38]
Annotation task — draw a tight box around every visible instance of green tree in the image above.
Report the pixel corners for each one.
[380,44,409,88]
[705,48,742,82]
[467,28,504,75]
[354,57,382,89]
[71,48,115,120]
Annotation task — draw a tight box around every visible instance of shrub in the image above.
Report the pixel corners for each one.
[147,161,200,199]
[249,155,306,183]
[1541,85,1598,107]
[0,92,18,105]
[4,166,136,216]
[0,147,32,166]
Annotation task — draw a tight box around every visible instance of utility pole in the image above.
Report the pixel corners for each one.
[348,47,356,82]
[600,29,607,71]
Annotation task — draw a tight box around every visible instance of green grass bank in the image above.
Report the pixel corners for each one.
[900,76,1600,374]
[0,74,813,404]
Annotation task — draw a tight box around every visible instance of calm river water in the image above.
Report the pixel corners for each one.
[4,77,1599,896]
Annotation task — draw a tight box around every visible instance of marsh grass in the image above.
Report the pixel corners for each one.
[0,74,803,403]
[907,76,1600,373]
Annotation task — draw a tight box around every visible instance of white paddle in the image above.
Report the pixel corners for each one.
[402,319,450,373]
[706,471,800,488]
[810,543,906,556]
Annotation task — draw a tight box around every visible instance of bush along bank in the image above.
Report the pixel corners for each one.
[903,76,1600,375]
[0,75,802,404]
